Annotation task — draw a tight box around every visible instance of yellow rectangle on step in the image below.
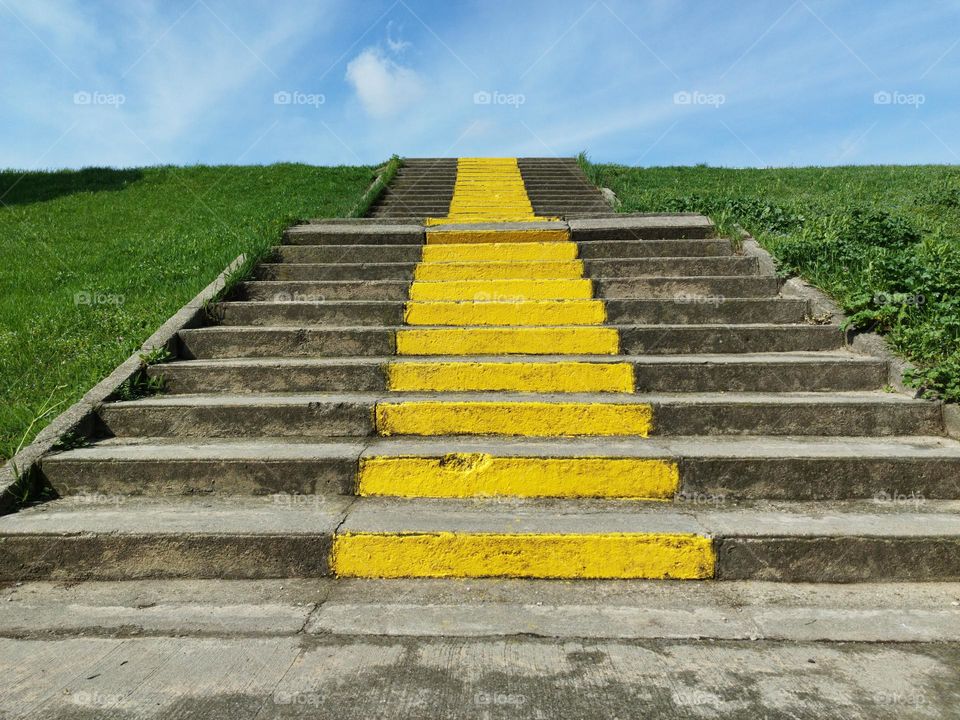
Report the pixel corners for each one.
[357,455,677,498]
[375,401,653,437]
[387,361,634,393]
[396,327,620,355]
[414,260,585,281]
[427,231,570,245]
[421,242,578,263]
[408,278,593,301]
[331,532,715,579]
[426,229,569,243]
[404,299,606,326]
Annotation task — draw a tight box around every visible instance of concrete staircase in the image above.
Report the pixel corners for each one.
[368,156,615,220]
[4,158,960,585]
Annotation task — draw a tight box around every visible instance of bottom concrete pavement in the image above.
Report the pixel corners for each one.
[2,635,959,719]
[1,579,960,718]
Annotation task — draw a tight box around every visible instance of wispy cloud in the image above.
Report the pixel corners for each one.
[345,46,424,119]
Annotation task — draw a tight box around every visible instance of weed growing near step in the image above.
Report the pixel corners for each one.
[0,163,374,461]
[584,161,960,401]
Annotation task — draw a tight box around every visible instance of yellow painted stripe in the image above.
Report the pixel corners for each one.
[404,300,606,326]
[414,260,585,281]
[396,327,620,355]
[425,157,557,225]
[408,278,593,301]
[421,242,578,262]
[357,455,676,498]
[375,401,653,437]
[387,361,634,393]
[331,532,715,579]
[426,229,568,244]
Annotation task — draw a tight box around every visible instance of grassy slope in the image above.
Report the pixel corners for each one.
[0,163,373,461]
[585,162,960,401]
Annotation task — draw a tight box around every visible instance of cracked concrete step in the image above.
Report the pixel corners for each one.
[239,276,780,301]
[285,215,716,244]
[177,324,845,358]
[94,391,942,438]
[40,435,960,501]
[569,216,714,240]
[253,257,760,281]
[285,224,424,245]
[269,238,737,263]
[334,497,960,581]
[305,578,960,641]
[5,577,960,642]
[211,298,808,327]
[2,496,959,581]
[147,353,887,394]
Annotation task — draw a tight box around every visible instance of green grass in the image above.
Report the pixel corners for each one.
[0,163,374,462]
[581,157,960,401]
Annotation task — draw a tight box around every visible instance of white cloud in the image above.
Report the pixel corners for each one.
[345,48,424,118]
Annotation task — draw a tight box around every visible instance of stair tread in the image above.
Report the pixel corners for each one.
[3,496,959,537]
[47,434,960,462]
[104,390,930,407]
[156,352,884,367]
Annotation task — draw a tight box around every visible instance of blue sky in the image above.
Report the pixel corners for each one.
[2,0,959,168]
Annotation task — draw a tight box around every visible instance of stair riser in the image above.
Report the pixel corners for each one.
[271,239,736,263]
[257,259,758,281]
[147,360,886,395]
[177,326,845,359]
[212,300,808,326]
[285,230,424,246]
[2,534,957,581]
[42,455,960,501]
[97,403,941,438]
[620,326,843,353]
[585,258,758,277]
[578,240,732,257]
[572,226,714,241]
[0,536,333,581]
[240,278,778,301]
[596,278,778,298]
[178,329,396,359]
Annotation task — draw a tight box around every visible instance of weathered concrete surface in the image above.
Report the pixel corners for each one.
[0,634,957,719]
[94,390,943,439]
[39,433,960,500]
[2,578,960,643]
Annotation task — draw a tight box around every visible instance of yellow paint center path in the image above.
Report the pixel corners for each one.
[425,157,554,225]
[331,157,712,580]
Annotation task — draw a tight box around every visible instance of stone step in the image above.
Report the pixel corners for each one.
[146,353,887,394]
[2,496,958,581]
[270,238,736,263]
[178,324,845,358]
[7,577,960,642]
[42,434,960,501]
[255,257,759,281]
[211,298,808,327]
[240,276,779,301]
[285,224,423,245]
[285,217,716,245]
[570,216,714,240]
[95,391,941,439]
